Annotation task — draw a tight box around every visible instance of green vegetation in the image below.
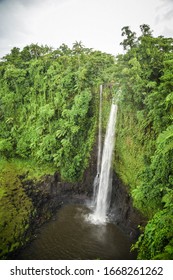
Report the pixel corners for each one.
[114,24,173,259]
[0,42,114,258]
[0,162,34,258]
[0,42,114,182]
[0,25,172,260]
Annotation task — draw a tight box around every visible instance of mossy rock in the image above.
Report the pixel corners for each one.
[0,163,34,259]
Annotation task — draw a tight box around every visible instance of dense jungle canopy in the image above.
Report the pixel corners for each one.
[0,24,173,259]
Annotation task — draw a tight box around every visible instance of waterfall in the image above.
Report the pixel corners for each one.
[92,102,118,224]
[92,85,102,206]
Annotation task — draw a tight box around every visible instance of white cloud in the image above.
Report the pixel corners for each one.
[155,0,173,36]
[0,0,173,58]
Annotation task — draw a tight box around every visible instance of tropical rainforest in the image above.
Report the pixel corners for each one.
[0,24,173,259]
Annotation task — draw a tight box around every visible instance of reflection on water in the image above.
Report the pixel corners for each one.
[16,204,136,260]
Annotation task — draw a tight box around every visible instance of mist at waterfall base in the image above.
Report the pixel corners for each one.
[15,100,136,260]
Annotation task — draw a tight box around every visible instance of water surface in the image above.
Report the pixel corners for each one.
[16,204,136,260]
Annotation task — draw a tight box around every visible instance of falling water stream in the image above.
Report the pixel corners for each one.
[91,102,117,224]
[14,87,136,260]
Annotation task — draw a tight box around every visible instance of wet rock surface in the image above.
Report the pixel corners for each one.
[21,169,143,249]
[110,172,145,240]
[22,147,97,229]
[2,145,143,259]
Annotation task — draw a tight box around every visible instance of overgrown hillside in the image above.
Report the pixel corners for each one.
[114,24,173,259]
[0,42,114,181]
[0,25,173,260]
[0,42,114,258]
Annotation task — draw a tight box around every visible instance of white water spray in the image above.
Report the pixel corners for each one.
[92,102,118,223]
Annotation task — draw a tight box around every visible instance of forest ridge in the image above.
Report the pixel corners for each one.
[0,24,173,259]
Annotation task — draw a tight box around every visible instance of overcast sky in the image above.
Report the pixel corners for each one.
[0,0,173,58]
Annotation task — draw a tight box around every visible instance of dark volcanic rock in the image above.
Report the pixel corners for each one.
[110,172,145,240]
[5,142,143,259]
[22,144,97,228]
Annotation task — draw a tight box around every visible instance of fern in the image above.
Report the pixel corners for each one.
[157,125,173,154]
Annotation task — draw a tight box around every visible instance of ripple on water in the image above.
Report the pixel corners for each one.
[16,204,136,260]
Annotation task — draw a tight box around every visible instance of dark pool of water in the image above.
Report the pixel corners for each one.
[15,204,136,260]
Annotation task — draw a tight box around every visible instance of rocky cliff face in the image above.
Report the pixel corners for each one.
[0,145,97,259]
[111,172,145,240]
[22,164,96,229]
[23,145,97,228]
[1,143,142,259]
